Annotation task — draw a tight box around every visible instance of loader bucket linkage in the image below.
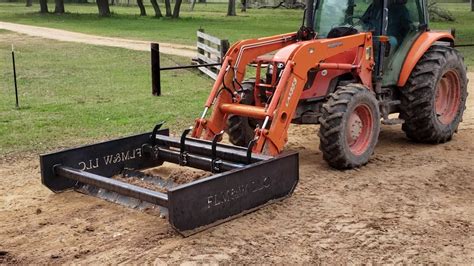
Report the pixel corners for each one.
[40,124,299,236]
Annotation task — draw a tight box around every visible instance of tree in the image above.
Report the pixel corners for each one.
[471,0,473,12]
[191,0,206,11]
[26,0,33,7]
[137,0,147,16]
[165,0,172,17]
[96,0,111,16]
[428,1,455,21]
[172,0,183,18]
[150,0,163,17]
[54,0,65,13]
[227,0,236,16]
[39,0,48,13]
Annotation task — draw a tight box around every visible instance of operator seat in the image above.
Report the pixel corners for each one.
[387,0,412,47]
[361,0,412,50]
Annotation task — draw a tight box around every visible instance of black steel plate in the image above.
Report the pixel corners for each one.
[40,129,169,192]
[167,152,299,235]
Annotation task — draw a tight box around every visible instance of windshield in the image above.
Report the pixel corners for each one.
[314,0,372,38]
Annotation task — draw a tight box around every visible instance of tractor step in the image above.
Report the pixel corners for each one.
[40,125,299,236]
[381,118,405,125]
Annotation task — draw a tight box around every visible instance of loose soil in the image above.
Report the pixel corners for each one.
[112,163,212,193]
[0,74,473,263]
[144,163,212,185]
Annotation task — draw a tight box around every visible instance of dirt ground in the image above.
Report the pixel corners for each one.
[1,74,473,264]
[0,21,196,57]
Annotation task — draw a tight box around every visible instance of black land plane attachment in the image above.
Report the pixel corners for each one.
[40,124,299,236]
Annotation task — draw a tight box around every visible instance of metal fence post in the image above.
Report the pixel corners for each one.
[11,45,19,109]
[151,43,161,96]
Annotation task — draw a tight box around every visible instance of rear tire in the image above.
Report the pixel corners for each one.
[400,45,468,143]
[225,82,259,147]
[319,84,380,169]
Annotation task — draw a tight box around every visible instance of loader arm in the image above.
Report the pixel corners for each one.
[193,32,375,155]
[192,32,298,139]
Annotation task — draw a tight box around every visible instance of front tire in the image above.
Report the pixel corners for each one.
[319,84,381,169]
[400,45,468,143]
[225,82,259,147]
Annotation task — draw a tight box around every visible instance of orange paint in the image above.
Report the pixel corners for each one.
[258,33,374,155]
[397,31,454,87]
[192,32,375,156]
[192,32,298,140]
[220,104,267,119]
[301,48,358,99]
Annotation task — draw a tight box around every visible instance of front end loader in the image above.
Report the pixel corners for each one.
[41,0,467,234]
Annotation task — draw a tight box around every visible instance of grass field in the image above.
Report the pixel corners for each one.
[430,3,474,66]
[0,3,473,155]
[0,3,302,45]
[0,2,473,65]
[0,31,212,155]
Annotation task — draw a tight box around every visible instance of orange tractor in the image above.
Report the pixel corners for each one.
[41,0,467,234]
[193,0,468,169]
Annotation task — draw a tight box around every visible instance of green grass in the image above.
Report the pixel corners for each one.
[0,31,213,155]
[0,3,473,155]
[437,0,468,3]
[430,3,474,67]
[0,3,302,46]
[0,2,472,65]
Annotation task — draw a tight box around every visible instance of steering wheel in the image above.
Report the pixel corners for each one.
[327,26,359,38]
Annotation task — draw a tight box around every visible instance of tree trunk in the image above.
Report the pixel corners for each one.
[39,0,48,13]
[137,0,147,16]
[190,0,197,11]
[428,1,455,21]
[471,0,473,12]
[96,0,111,16]
[172,0,183,18]
[284,0,296,8]
[150,0,163,17]
[240,0,246,12]
[54,0,65,13]
[26,0,33,7]
[227,0,236,16]
[165,0,172,17]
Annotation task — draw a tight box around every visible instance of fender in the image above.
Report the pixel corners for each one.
[397,31,454,87]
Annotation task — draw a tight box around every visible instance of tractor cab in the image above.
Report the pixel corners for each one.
[312,0,429,86]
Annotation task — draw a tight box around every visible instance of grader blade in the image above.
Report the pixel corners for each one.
[40,126,299,236]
